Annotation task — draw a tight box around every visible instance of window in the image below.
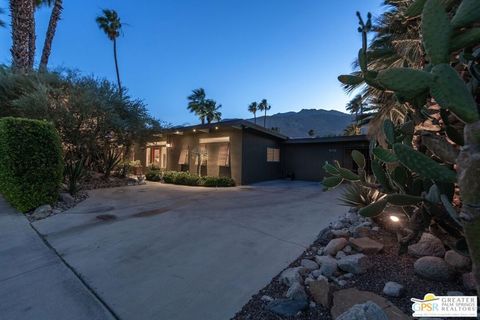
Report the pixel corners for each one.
[267,147,280,162]
[218,144,230,167]
[178,149,189,165]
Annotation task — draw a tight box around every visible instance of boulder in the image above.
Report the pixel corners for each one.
[318,227,334,242]
[279,267,304,286]
[32,204,52,219]
[324,238,348,256]
[286,282,308,300]
[261,295,274,302]
[331,220,346,230]
[59,192,75,205]
[382,281,404,297]
[336,301,388,320]
[336,251,347,260]
[351,226,371,238]
[332,229,350,238]
[408,233,445,258]
[331,288,410,320]
[444,250,471,272]
[462,272,477,291]
[414,256,453,281]
[350,237,384,254]
[266,298,308,316]
[315,255,338,277]
[308,278,333,308]
[343,245,352,253]
[304,277,315,286]
[301,259,319,271]
[338,253,368,274]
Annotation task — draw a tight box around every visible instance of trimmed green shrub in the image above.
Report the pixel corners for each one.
[0,117,64,212]
[162,171,177,184]
[146,170,235,187]
[145,167,162,182]
[200,176,235,187]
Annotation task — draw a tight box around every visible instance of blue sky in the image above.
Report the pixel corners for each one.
[0,0,384,125]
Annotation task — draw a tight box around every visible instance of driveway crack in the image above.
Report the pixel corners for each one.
[29,223,122,320]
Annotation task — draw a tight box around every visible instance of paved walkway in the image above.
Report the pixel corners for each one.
[32,180,345,320]
[0,197,115,320]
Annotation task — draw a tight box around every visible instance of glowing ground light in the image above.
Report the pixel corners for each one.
[389,215,400,223]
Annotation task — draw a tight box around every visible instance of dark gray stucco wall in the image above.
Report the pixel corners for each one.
[282,141,369,181]
[241,130,283,184]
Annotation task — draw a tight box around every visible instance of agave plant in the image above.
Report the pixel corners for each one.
[338,177,385,208]
[100,147,122,178]
[64,157,86,195]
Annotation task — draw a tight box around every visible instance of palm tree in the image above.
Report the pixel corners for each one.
[343,123,361,136]
[248,102,258,124]
[10,0,35,72]
[39,0,63,72]
[187,88,207,124]
[258,99,271,127]
[96,9,123,94]
[204,99,222,124]
[340,0,422,138]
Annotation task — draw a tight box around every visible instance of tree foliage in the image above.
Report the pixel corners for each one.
[0,67,162,169]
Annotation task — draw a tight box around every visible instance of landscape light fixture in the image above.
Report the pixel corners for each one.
[215,126,219,130]
[193,129,196,132]
[389,215,400,223]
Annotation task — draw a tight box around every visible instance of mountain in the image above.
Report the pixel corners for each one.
[248,109,353,138]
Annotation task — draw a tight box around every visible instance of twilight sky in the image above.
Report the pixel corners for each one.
[0,0,384,125]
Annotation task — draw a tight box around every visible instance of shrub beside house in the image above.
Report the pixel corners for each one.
[0,117,63,212]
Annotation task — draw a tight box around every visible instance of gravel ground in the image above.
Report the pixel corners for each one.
[232,228,470,320]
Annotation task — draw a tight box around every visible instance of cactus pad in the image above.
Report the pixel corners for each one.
[373,147,398,163]
[338,167,360,181]
[386,194,424,206]
[422,0,452,64]
[359,199,387,217]
[351,150,366,169]
[393,143,457,183]
[376,68,433,94]
[450,28,480,52]
[338,74,364,85]
[431,64,479,123]
[451,0,480,29]
[322,176,343,188]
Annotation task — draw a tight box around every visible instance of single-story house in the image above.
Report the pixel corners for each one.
[134,120,369,185]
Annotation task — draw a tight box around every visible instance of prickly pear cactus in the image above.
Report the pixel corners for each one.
[332,0,480,293]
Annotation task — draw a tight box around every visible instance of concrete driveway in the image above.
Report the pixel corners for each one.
[33,180,345,320]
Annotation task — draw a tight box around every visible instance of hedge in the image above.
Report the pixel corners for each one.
[145,169,235,187]
[0,117,64,212]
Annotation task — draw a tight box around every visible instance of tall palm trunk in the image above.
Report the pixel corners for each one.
[10,0,34,73]
[39,0,62,72]
[264,109,267,127]
[253,112,256,124]
[27,0,35,70]
[113,38,122,95]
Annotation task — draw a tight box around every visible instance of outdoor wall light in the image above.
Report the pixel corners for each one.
[193,129,196,132]
[166,143,172,148]
[215,126,219,130]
